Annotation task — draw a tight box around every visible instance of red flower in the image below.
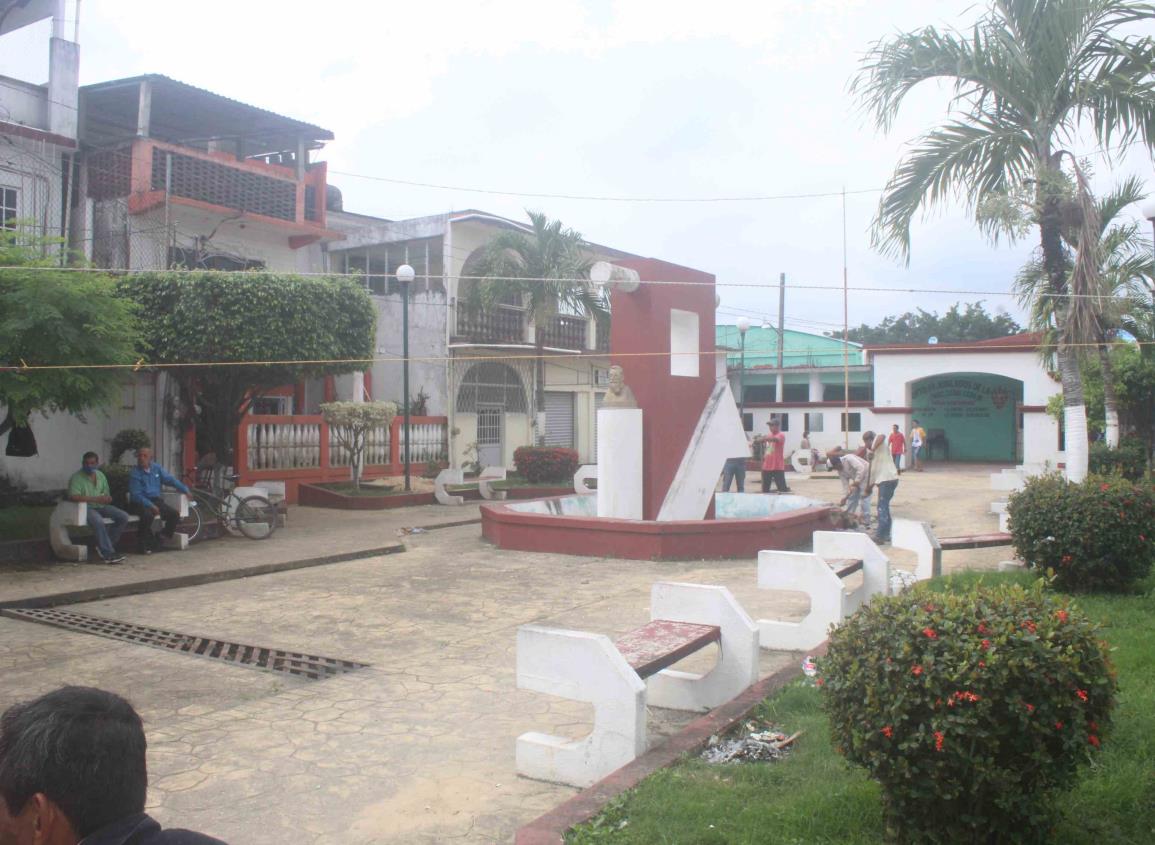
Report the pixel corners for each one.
[912,665,924,676]
[1055,721,1064,730]
[1024,702,1035,713]
[1056,610,1069,623]
[1141,534,1147,542]
[1023,620,1037,634]
[934,731,945,752]
[1101,483,1110,492]
[981,639,991,650]
[1088,734,1101,748]
[923,604,937,612]
[978,660,986,669]
[953,691,980,703]
[1076,689,1088,702]
[881,726,893,738]
[923,627,938,639]
[815,678,825,687]
[1060,554,1073,565]
[977,622,989,635]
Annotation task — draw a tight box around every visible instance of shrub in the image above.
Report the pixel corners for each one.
[513,447,579,483]
[1007,473,1155,592]
[101,464,132,506]
[109,428,151,464]
[1088,437,1148,480]
[820,583,1115,844]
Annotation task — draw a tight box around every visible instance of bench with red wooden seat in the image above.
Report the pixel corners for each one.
[516,582,759,788]
[938,532,1013,551]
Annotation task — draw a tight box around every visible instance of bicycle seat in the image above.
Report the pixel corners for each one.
[225,474,240,482]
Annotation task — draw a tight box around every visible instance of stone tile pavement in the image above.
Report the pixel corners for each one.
[0,466,1013,843]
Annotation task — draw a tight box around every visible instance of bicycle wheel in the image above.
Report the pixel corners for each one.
[177,500,204,543]
[233,495,278,540]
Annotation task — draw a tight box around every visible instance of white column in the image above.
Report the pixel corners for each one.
[808,371,823,402]
[597,408,643,519]
[775,373,784,403]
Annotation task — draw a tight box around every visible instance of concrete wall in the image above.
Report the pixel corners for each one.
[0,374,181,493]
[364,289,449,414]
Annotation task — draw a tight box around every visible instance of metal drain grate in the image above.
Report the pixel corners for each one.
[2,608,370,681]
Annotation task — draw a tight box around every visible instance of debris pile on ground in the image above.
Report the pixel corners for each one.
[700,720,801,764]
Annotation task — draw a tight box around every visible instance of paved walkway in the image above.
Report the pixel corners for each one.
[0,466,1013,843]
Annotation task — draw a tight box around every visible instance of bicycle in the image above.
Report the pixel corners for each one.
[178,467,278,542]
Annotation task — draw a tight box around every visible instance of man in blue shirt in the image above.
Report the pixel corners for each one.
[127,447,190,554]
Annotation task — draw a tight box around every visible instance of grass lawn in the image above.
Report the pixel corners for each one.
[568,571,1155,844]
[0,505,54,541]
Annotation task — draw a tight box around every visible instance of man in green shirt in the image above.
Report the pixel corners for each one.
[67,451,128,564]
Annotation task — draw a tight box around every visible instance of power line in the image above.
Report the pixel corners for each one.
[4,338,1146,373]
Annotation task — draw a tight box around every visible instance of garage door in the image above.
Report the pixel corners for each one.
[544,391,575,448]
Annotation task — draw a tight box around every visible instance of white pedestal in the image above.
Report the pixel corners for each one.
[597,408,643,520]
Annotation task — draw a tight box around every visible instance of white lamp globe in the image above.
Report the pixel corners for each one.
[736,316,752,334]
[1141,198,1155,222]
[396,264,416,284]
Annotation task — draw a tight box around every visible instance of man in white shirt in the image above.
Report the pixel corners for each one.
[826,445,871,531]
[865,432,900,543]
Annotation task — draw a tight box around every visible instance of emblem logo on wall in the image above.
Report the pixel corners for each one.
[991,387,1009,410]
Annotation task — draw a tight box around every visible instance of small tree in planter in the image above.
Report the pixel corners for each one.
[320,402,397,491]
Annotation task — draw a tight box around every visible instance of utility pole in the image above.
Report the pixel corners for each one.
[776,272,785,369]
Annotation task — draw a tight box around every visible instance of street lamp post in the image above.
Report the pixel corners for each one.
[736,317,751,427]
[396,263,416,492]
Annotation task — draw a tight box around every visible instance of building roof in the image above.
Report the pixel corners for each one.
[715,325,863,369]
[865,332,1043,355]
[79,74,333,154]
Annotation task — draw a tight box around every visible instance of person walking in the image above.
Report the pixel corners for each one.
[887,424,906,473]
[66,452,127,564]
[909,419,926,471]
[827,445,871,531]
[759,418,790,493]
[866,432,900,544]
[127,447,190,554]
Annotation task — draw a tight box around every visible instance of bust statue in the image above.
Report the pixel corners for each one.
[602,364,638,409]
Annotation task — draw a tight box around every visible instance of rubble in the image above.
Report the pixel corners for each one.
[700,721,802,764]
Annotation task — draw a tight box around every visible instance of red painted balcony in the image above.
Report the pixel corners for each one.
[86,138,341,249]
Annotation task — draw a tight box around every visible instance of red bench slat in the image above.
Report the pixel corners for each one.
[825,558,863,578]
[614,619,720,680]
[939,533,1013,550]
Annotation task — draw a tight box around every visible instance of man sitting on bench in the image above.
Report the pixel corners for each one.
[67,451,127,565]
[128,447,190,555]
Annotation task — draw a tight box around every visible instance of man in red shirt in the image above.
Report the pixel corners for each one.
[759,418,790,493]
[887,424,906,473]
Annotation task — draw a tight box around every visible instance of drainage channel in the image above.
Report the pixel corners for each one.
[2,608,370,682]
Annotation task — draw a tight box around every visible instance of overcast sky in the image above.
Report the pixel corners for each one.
[5,0,1155,335]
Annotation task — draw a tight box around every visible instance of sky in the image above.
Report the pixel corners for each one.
[4,0,1155,336]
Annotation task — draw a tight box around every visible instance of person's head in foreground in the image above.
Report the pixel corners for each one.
[0,686,224,845]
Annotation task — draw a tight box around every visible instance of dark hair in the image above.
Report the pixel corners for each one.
[82,451,99,463]
[0,687,147,837]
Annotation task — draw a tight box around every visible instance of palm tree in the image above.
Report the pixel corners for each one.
[1015,176,1155,446]
[466,211,607,445]
[853,0,1155,481]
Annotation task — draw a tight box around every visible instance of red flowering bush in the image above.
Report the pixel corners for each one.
[512,447,580,483]
[1007,473,1155,592]
[820,583,1115,844]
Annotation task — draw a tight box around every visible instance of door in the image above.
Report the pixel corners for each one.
[544,392,575,448]
[477,405,503,468]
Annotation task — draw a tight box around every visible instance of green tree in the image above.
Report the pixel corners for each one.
[466,211,607,445]
[844,300,1021,344]
[121,271,376,465]
[320,401,397,490]
[0,231,140,437]
[1014,177,1155,446]
[854,0,1155,482]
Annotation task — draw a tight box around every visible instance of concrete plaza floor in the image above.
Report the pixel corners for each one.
[0,464,1012,843]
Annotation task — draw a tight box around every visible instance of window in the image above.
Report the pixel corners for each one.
[168,246,263,272]
[742,412,753,432]
[669,309,699,377]
[824,384,874,402]
[743,385,775,403]
[781,383,809,403]
[0,187,17,230]
[774,413,789,431]
[252,396,292,415]
[841,412,862,432]
[805,412,824,433]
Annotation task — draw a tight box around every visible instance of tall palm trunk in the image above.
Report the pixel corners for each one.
[1098,342,1120,448]
[1040,183,1089,482]
[535,335,546,447]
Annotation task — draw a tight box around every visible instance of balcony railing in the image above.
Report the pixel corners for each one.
[455,306,526,344]
[539,315,587,350]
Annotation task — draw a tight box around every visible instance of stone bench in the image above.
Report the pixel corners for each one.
[49,492,190,562]
[516,581,759,787]
[756,531,889,651]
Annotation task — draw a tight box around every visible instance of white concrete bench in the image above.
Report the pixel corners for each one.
[573,464,597,493]
[434,468,465,505]
[478,466,507,501]
[49,492,190,562]
[756,531,889,651]
[890,518,942,582]
[516,582,759,787]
